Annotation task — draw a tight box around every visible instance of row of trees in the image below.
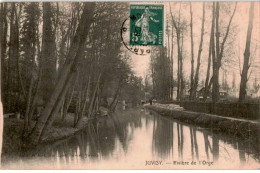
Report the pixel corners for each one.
[150,2,257,103]
[0,2,144,145]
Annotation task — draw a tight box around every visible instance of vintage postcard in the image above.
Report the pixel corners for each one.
[0,0,259,170]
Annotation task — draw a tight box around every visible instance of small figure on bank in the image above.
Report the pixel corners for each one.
[149,98,153,105]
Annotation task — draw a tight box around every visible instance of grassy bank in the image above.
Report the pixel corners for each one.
[2,114,89,156]
[145,104,260,140]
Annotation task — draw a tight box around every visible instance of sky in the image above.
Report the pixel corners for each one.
[128,2,260,90]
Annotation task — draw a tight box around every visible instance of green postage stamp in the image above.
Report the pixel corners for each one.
[130,4,164,46]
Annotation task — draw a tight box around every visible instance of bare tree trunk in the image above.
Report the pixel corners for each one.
[169,7,174,101]
[28,27,42,128]
[0,98,2,166]
[170,25,174,100]
[74,88,82,127]
[239,2,254,102]
[192,2,205,100]
[62,81,75,120]
[0,3,7,103]
[180,33,184,101]
[40,2,57,104]
[212,2,219,103]
[189,3,195,100]
[28,72,41,127]
[176,31,181,101]
[24,39,37,131]
[170,4,182,101]
[203,7,214,101]
[24,74,34,131]
[7,3,16,112]
[0,3,6,166]
[14,4,26,103]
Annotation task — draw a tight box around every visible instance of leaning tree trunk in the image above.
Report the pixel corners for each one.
[61,78,76,120]
[87,73,101,118]
[29,2,96,144]
[39,20,95,141]
[75,76,91,128]
[239,2,254,102]
[109,78,122,111]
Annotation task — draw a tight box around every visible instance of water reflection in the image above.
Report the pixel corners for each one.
[2,107,260,169]
[152,114,173,159]
[51,108,143,161]
[190,127,199,161]
[203,131,211,161]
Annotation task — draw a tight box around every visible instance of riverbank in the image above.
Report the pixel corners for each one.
[2,113,89,156]
[1,107,136,159]
[145,103,260,139]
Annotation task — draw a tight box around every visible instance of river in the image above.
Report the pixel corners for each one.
[2,106,260,169]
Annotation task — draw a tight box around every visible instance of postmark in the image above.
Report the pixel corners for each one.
[121,18,151,55]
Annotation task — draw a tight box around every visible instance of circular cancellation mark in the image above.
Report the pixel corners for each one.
[120,18,151,56]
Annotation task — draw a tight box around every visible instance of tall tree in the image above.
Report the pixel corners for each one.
[7,3,16,112]
[20,2,40,130]
[189,3,195,100]
[40,2,57,104]
[212,2,237,102]
[192,2,205,100]
[0,2,6,166]
[170,4,186,101]
[0,3,7,102]
[239,2,254,102]
[150,46,172,100]
[203,3,215,101]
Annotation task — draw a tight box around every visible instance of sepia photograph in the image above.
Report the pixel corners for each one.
[0,0,259,170]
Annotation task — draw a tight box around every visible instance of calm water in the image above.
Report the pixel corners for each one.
[2,107,260,169]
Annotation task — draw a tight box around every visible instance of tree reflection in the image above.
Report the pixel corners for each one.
[177,123,184,160]
[238,141,246,164]
[152,115,173,159]
[212,133,219,161]
[13,109,260,167]
[203,132,212,161]
[44,109,143,162]
[190,127,199,161]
